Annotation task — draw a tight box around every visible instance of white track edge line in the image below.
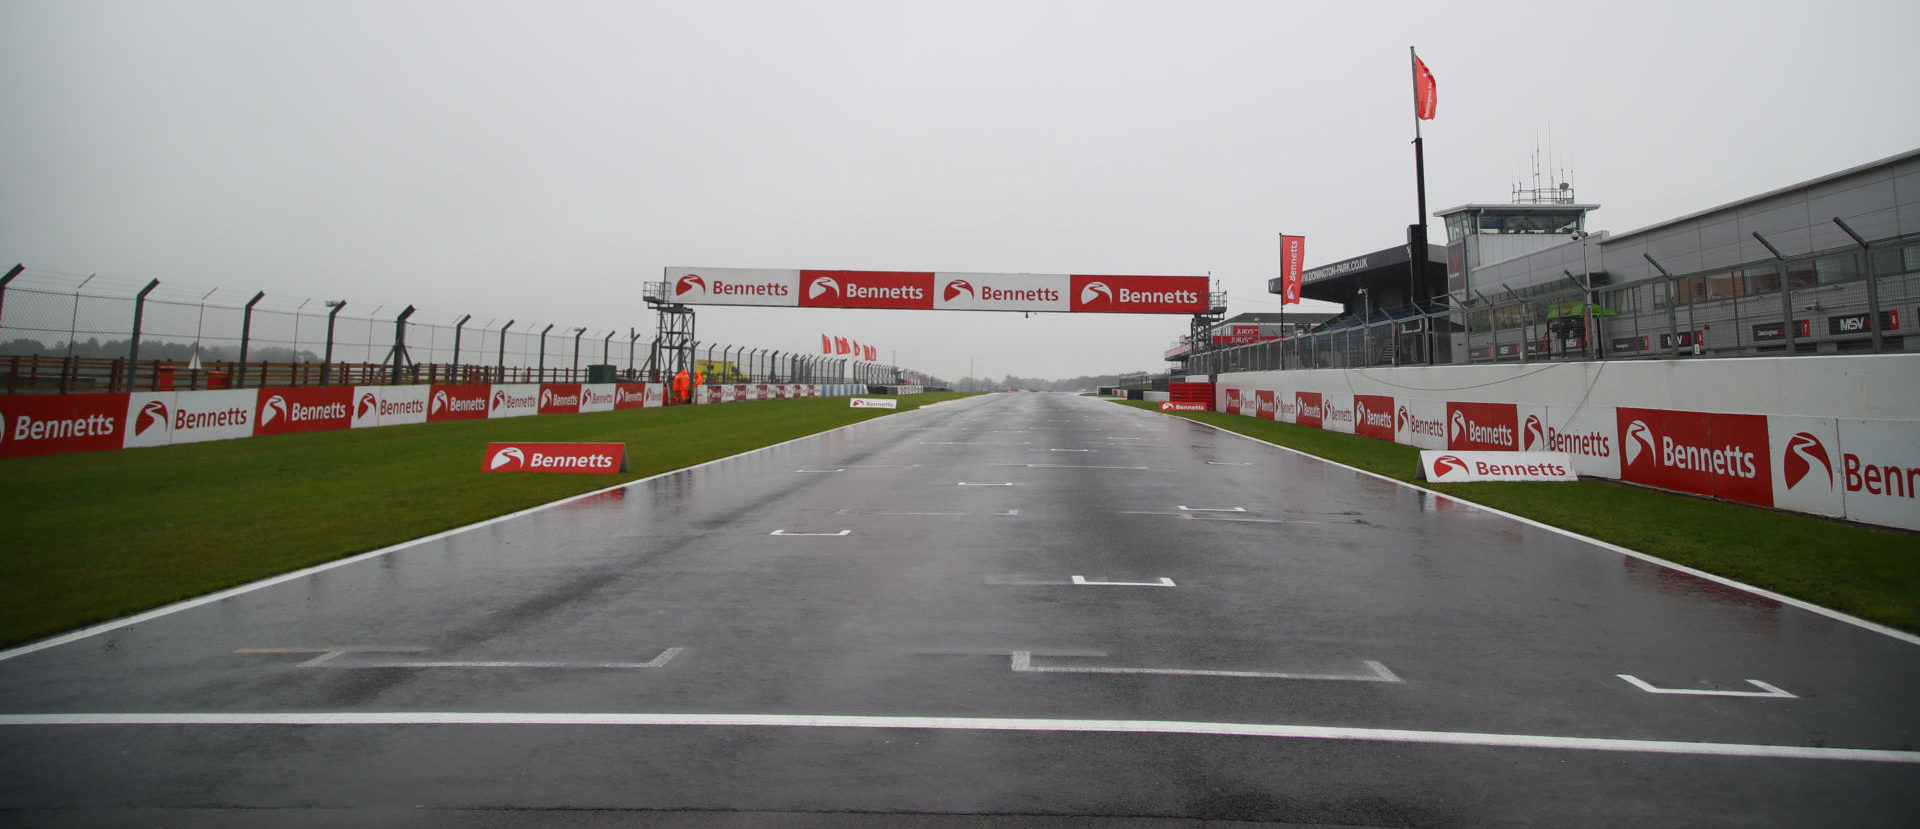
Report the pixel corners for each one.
[0,400,957,664]
[0,712,1914,764]
[1126,402,1920,648]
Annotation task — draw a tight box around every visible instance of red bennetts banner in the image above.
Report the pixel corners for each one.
[1068,275,1209,314]
[483,442,629,474]
[1280,235,1305,305]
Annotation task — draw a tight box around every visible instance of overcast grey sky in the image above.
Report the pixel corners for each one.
[4,0,1917,382]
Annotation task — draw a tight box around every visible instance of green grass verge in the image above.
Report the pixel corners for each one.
[1115,400,1920,633]
[0,392,976,648]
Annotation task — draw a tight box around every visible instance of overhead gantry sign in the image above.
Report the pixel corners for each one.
[661,268,1214,315]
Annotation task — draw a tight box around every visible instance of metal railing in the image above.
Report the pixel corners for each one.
[0,266,943,394]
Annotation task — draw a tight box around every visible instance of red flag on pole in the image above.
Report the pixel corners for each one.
[1413,56,1437,120]
[1280,234,1306,305]
[821,334,831,354]
[835,337,849,355]
[866,345,876,361]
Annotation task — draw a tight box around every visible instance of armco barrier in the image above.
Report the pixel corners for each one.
[0,382,863,461]
[1207,355,1919,532]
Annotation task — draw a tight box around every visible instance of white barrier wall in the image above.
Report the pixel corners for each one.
[1210,354,1920,531]
[0,382,866,461]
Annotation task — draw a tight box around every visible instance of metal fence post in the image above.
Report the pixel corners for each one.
[0,264,22,333]
[497,319,514,383]
[451,314,470,377]
[1833,217,1882,353]
[127,280,161,389]
[537,323,553,383]
[320,300,346,386]
[237,291,266,387]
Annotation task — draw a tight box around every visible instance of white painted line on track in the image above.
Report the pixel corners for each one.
[1013,652,1399,682]
[5,711,1915,764]
[1178,506,1247,512]
[1045,448,1091,452]
[956,482,1015,486]
[272,646,685,670]
[1137,404,1920,649]
[1019,464,1151,470]
[1617,675,1797,699]
[1120,510,1324,524]
[1207,461,1252,466]
[796,468,845,473]
[769,530,852,537]
[1070,576,1177,587]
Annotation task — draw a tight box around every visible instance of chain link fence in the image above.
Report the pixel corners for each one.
[0,266,937,393]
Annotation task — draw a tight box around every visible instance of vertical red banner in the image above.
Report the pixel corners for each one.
[1280,235,1305,305]
[1414,56,1438,120]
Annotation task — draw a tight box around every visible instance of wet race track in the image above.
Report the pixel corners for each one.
[3,392,1918,827]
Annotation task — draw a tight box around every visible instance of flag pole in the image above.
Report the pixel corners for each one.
[1409,47,1431,363]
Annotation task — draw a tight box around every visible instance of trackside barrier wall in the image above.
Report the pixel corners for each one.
[1209,354,1920,532]
[0,383,868,461]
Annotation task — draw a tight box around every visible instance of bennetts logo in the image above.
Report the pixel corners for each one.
[431,390,448,415]
[1433,455,1468,478]
[488,446,525,470]
[491,390,507,412]
[356,393,378,420]
[675,274,706,296]
[1783,432,1832,489]
[807,275,841,300]
[943,280,974,301]
[136,400,170,436]
[1624,420,1655,466]
[262,395,288,426]
[1523,415,1545,451]
[1079,282,1114,305]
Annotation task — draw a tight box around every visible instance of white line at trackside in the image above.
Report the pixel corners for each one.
[1127,402,1920,648]
[0,398,987,665]
[1,711,1915,765]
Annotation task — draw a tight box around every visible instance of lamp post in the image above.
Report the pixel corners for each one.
[1570,231,1598,358]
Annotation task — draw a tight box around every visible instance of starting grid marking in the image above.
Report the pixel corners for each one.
[1012,652,1401,683]
[236,647,684,671]
[1618,674,1798,699]
[5,712,1911,765]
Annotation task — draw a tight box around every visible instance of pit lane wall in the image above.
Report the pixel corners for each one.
[1,383,868,460]
[1209,354,1920,532]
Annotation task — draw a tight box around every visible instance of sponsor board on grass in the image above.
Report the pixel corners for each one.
[1767,416,1844,518]
[256,387,352,437]
[1294,391,1324,430]
[483,442,629,474]
[1518,406,1620,478]
[488,384,540,419]
[850,398,898,409]
[1617,407,1772,507]
[351,385,429,428]
[1353,394,1396,441]
[1395,398,1448,450]
[1834,418,1920,531]
[1321,393,1355,435]
[0,392,127,458]
[1419,450,1578,483]
[1446,401,1519,452]
[428,385,491,422]
[579,384,617,413]
[126,389,255,447]
[1160,401,1210,412]
[538,384,583,416]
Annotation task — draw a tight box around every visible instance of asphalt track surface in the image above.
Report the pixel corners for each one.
[2,392,1918,828]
